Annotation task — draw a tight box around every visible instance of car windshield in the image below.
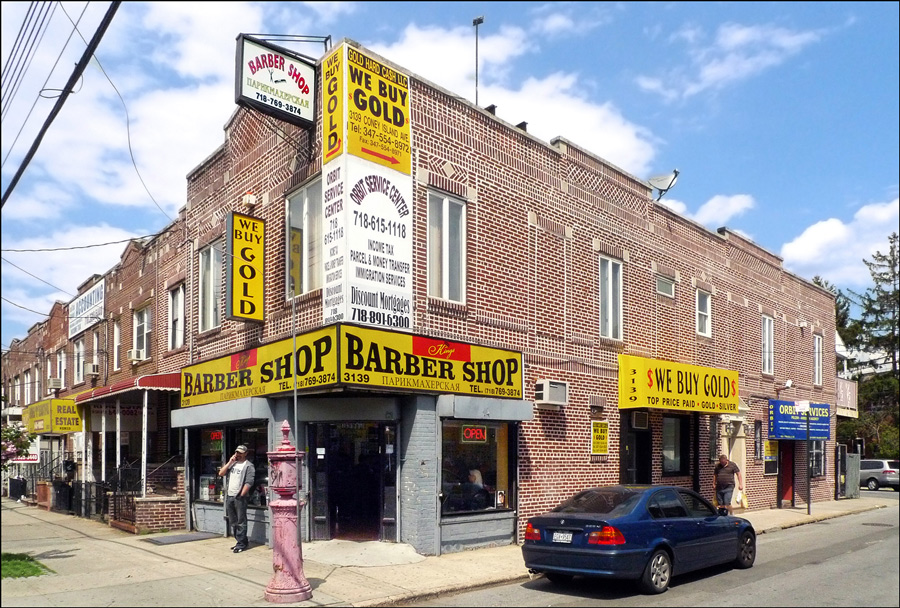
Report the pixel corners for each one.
[551,488,642,517]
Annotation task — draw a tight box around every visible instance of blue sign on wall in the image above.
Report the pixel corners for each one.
[768,400,831,440]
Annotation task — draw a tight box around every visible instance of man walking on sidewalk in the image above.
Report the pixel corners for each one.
[714,453,743,514]
[219,445,255,553]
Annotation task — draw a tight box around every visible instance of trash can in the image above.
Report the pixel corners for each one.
[10,477,27,500]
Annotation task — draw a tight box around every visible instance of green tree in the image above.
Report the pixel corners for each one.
[852,232,899,377]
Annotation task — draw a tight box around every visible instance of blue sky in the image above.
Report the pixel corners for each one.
[2,1,898,351]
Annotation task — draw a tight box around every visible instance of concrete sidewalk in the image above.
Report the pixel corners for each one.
[1,494,894,607]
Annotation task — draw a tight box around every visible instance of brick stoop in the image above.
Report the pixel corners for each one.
[110,519,139,534]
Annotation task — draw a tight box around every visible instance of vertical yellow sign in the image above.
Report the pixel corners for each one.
[322,46,344,165]
[226,212,265,322]
[345,46,411,175]
[591,420,609,455]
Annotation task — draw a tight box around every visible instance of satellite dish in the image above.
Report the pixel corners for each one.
[648,169,679,201]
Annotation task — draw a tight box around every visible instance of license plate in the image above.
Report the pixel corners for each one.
[552,531,573,543]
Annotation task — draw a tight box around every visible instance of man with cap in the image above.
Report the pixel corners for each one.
[218,444,255,553]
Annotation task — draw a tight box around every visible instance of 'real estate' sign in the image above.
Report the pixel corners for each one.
[618,354,740,414]
[320,43,413,331]
[235,34,316,127]
[180,325,523,407]
[23,399,83,434]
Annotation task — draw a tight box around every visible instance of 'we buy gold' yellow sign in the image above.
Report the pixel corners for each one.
[618,354,739,414]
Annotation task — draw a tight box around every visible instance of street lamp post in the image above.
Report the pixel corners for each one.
[473,16,484,105]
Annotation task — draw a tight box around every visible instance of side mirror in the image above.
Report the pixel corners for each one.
[717,507,729,516]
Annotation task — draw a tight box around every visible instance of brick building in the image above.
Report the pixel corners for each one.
[2,38,836,552]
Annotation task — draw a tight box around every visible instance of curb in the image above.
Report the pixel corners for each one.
[756,503,887,534]
[356,573,532,608]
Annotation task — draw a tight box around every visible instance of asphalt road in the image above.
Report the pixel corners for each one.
[411,505,900,607]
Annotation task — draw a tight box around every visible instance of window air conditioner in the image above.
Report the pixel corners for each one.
[632,411,649,430]
[127,349,144,363]
[84,362,100,376]
[535,379,568,406]
[47,378,62,390]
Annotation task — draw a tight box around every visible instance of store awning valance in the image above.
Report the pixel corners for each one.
[75,372,181,404]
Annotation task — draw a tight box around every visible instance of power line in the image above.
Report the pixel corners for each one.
[1,1,122,208]
[1,234,156,252]
[1,256,73,295]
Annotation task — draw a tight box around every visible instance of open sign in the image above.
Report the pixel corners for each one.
[461,425,487,443]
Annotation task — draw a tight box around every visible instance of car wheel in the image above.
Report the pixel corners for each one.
[545,573,574,585]
[867,478,879,491]
[735,530,756,569]
[639,549,672,594]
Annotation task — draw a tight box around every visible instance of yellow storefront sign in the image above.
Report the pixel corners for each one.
[23,399,83,434]
[340,326,522,398]
[618,354,739,414]
[181,327,338,408]
[346,46,411,175]
[226,211,265,323]
[322,46,345,164]
[591,420,609,455]
[180,324,523,407]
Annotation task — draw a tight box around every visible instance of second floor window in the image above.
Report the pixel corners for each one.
[57,350,66,387]
[696,290,711,337]
[113,321,121,370]
[169,284,185,350]
[427,192,466,302]
[762,315,774,375]
[23,370,32,405]
[74,339,85,384]
[134,307,151,359]
[199,244,222,332]
[287,179,323,296]
[813,334,823,386]
[599,256,622,340]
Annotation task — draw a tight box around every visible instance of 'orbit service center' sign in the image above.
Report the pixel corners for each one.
[180,325,523,407]
[321,43,413,331]
[618,354,740,414]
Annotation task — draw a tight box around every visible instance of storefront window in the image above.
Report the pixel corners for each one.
[440,420,514,515]
[198,428,224,501]
[234,426,269,507]
[194,425,269,506]
[662,416,690,476]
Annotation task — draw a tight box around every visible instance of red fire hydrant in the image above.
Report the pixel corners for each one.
[264,420,313,603]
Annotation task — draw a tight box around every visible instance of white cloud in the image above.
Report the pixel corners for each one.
[692,194,755,226]
[657,194,756,229]
[781,199,900,288]
[370,23,656,176]
[639,21,825,100]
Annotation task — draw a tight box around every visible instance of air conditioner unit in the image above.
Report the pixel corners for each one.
[127,349,144,363]
[535,379,568,406]
[632,411,649,430]
[47,377,62,390]
[84,362,100,377]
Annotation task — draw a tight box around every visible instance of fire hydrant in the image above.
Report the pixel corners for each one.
[264,420,312,603]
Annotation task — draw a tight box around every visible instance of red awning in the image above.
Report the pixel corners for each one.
[76,372,181,404]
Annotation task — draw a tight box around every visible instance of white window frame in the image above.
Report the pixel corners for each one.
[23,369,32,405]
[427,191,467,302]
[762,315,775,375]
[93,330,100,365]
[46,355,52,394]
[696,290,711,337]
[286,178,323,296]
[113,321,121,370]
[199,244,222,332]
[14,375,21,405]
[810,440,825,477]
[599,256,623,340]
[133,306,151,359]
[169,283,185,350]
[656,276,675,298]
[57,350,66,388]
[74,338,85,384]
[813,334,823,386]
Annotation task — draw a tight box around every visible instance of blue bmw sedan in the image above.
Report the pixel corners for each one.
[521,484,756,593]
